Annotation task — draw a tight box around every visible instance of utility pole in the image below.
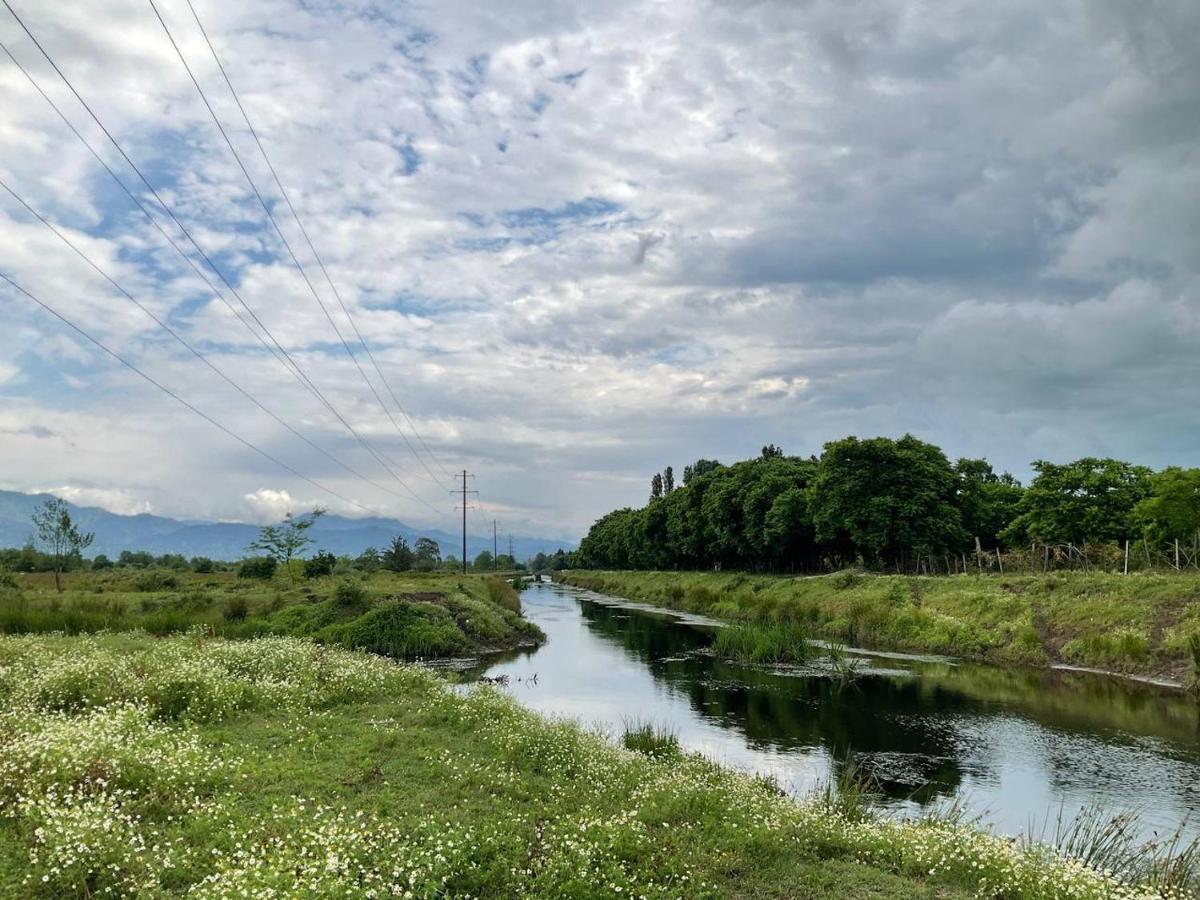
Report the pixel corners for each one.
[508,534,514,565]
[451,470,477,574]
[493,519,498,571]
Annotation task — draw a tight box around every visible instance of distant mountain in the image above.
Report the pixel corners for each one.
[0,490,575,562]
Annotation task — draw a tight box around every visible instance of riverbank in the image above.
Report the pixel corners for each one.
[557,570,1200,684]
[0,571,543,659]
[0,631,1189,898]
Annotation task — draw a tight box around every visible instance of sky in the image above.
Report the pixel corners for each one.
[0,0,1198,538]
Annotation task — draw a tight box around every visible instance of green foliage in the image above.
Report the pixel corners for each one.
[413,537,441,571]
[90,554,113,571]
[473,549,495,571]
[1133,467,1200,544]
[223,595,249,622]
[132,570,179,592]
[621,719,680,757]
[189,556,215,574]
[248,509,325,582]
[955,458,1024,549]
[712,621,811,664]
[303,550,337,579]
[1003,458,1152,545]
[383,535,415,572]
[238,556,278,580]
[31,498,94,592]
[333,579,368,608]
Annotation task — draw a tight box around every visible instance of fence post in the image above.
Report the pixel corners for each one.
[996,548,1003,574]
[1123,539,1129,576]
[1176,539,1181,571]
[975,536,983,574]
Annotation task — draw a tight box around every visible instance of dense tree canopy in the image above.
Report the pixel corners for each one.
[578,435,1190,573]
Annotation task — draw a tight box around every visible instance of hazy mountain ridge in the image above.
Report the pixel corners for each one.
[0,490,575,561]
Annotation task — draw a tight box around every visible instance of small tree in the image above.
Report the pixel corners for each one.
[383,536,415,572]
[248,508,325,583]
[650,473,664,501]
[414,537,441,571]
[663,466,675,494]
[31,498,94,592]
[473,549,495,571]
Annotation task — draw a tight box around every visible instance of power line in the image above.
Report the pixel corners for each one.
[0,270,377,515]
[180,0,457,486]
[0,11,443,514]
[146,0,452,495]
[0,176,409,505]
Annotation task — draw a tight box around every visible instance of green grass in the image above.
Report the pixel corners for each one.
[0,631,1184,898]
[712,620,812,664]
[620,719,681,757]
[0,570,540,660]
[559,570,1200,680]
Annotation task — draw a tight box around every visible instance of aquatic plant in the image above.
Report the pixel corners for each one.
[621,719,681,758]
[712,621,811,664]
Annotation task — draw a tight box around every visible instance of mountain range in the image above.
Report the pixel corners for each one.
[0,490,575,562]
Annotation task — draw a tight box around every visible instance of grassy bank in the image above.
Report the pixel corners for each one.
[558,570,1200,681]
[0,570,541,659]
[0,631,1189,898]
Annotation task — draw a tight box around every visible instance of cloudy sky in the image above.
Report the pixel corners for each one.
[0,0,1197,538]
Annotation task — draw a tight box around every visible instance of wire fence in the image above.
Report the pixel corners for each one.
[921,538,1200,576]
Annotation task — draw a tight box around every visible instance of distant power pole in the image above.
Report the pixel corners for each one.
[493,519,498,571]
[452,470,477,574]
[508,534,514,564]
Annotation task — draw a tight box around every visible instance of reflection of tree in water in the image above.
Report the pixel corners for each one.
[578,600,971,803]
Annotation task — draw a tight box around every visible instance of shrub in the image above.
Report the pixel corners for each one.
[304,552,337,579]
[133,570,179,592]
[333,580,368,609]
[238,557,277,580]
[90,554,113,571]
[190,556,215,574]
[485,577,521,613]
[223,596,249,622]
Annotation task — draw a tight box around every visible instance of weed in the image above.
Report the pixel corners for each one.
[713,621,810,664]
[333,580,368,609]
[621,719,680,758]
[223,596,249,622]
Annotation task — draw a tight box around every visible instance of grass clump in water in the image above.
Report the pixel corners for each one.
[713,621,811,664]
[621,719,680,758]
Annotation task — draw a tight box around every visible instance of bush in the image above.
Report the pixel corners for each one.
[238,557,277,580]
[190,557,215,574]
[91,554,114,571]
[333,580,367,609]
[223,596,249,622]
[133,570,179,592]
[304,552,337,579]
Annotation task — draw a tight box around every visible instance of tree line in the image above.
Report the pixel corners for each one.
[577,435,1200,573]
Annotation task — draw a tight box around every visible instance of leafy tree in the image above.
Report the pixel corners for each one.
[31,498,94,592]
[91,553,113,571]
[955,458,1023,550]
[529,551,550,572]
[761,444,784,459]
[119,550,155,568]
[1002,458,1151,546]
[304,550,337,578]
[190,556,215,574]
[156,553,189,570]
[383,536,415,572]
[494,553,516,570]
[473,550,495,571]
[1132,467,1200,544]
[248,508,325,583]
[414,537,441,571]
[650,473,664,501]
[682,459,722,486]
[809,435,965,567]
[663,466,675,494]
[356,546,382,572]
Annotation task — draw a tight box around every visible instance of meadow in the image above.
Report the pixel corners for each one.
[0,569,541,659]
[0,631,1192,898]
[558,570,1200,684]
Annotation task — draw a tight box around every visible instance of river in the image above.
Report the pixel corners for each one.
[471,580,1200,844]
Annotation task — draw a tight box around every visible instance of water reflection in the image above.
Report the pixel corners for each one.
[474,583,1200,841]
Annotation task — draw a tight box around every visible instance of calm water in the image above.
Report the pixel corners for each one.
[473,581,1200,842]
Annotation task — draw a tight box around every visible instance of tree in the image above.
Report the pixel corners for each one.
[530,551,550,572]
[1132,467,1200,545]
[809,435,965,568]
[91,553,113,571]
[190,556,215,574]
[650,472,664,501]
[663,466,675,494]
[1002,458,1151,546]
[248,508,326,583]
[761,444,784,459]
[31,498,94,592]
[682,459,722,486]
[356,547,383,572]
[382,536,414,572]
[473,550,495,571]
[414,537,441,571]
[955,458,1023,550]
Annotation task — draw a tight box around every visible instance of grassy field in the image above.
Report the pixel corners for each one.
[0,631,1189,898]
[558,570,1200,682]
[0,569,542,659]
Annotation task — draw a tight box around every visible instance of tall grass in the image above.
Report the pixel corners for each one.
[620,718,680,758]
[1186,633,1200,696]
[485,576,521,614]
[712,621,811,664]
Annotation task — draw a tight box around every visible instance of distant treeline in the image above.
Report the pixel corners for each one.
[577,436,1200,573]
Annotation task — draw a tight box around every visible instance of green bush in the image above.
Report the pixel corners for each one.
[304,552,337,579]
[133,570,179,592]
[238,557,277,580]
[190,556,215,574]
[223,596,249,622]
[333,579,368,609]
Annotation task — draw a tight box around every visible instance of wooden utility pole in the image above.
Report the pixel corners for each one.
[493,520,498,571]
